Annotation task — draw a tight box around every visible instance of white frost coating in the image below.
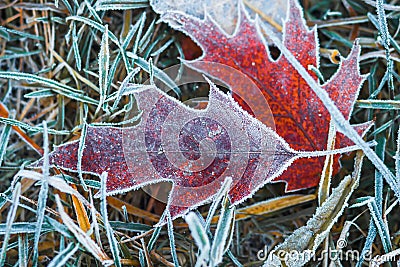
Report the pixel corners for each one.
[150,0,287,36]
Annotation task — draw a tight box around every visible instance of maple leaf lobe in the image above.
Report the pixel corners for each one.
[31,127,135,193]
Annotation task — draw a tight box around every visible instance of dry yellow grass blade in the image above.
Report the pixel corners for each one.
[319,48,341,64]
[208,194,316,224]
[107,196,160,223]
[70,184,92,234]
[51,49,100,93]
[243,0,283,32]
[318,120,336,206]
[120,258,141,266]
[17,98,35,121]
[55,195,112,264]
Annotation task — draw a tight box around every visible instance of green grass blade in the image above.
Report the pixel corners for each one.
[356,99,400,109]
[96,25,110,114]
[111,67,140,110]
[67,15,132,72]
[185,212,210,266]
[107,13,144,91]
[45,216,74,239]
[150,38,174,57]
[138,19,155,53]
[108,221,151,232]
[77,123,88,191]
[126,53,181,97]
[0,222,52,234]
[368,115,400,137]
[72,23,82,71]
[0,182,21,266]
[96,0,149,10]
[205,177,232,229]
[0,50,41,60]
[147,211,166,251]
[84,0,102,23]
[48,243,80,267]
[0,71,98,105]
[166,210,179,267]
[0,72,80,93]
[132,13,146,55]
[0,117,69,135]
[24,89,56,98]
[100,172,122,267]
[210,195,234,266]
[32,121,50,267]
[0,26,44,41]
[368,198,392,253]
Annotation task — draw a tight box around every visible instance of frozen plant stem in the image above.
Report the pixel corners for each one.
[297,141,376,157]
[376,0,394,92]
[259,20,400,200]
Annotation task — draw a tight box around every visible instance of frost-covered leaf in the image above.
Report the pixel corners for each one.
[155,0,373,192]
[150,0,287,36]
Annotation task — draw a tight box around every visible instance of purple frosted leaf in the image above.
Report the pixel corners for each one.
[32,82,299,220]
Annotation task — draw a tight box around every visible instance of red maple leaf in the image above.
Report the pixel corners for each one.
[158,0,372,191]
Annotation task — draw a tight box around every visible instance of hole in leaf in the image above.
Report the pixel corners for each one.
[268,45,281,60]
